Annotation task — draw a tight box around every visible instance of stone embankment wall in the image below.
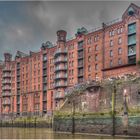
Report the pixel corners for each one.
[0,117,52,128]
[53,76,140,136]
[53,113,140,136]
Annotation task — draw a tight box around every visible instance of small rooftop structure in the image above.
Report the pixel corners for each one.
[75,27,88,36]
[15,51,28,59]
[41,41,54,50]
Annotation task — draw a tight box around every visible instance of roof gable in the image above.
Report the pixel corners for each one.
[122,3,140,20]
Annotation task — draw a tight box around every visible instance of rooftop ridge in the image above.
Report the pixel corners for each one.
[105,18,122,26]
[66,18,122,42]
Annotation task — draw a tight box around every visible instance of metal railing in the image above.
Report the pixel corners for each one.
[54,48,67,56]
[55,66,67,71]
[55,74,67,79]
[54,58,67,64]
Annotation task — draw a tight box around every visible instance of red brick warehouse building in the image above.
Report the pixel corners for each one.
[0,3,140,117]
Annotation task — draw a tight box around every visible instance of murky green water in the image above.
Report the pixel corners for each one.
[0,127,137,139]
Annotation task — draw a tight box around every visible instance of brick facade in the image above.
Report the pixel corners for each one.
[0,3,140,116]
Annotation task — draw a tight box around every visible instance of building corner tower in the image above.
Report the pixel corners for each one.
[54,30,68,110]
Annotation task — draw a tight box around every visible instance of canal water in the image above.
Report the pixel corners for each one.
[0,127,136,139]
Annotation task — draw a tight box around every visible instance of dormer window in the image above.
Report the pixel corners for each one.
[128,7,135,16]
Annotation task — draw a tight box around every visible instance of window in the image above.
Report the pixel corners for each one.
[50,59,53,64]
[88,66,91,72]
[72,69,74,75]
[118,58,122,65]
[50,66,53,72]
[109,30,115,36]
[88,47,91,53]
[110,50,113,57]
[95,45,98,51]
[110,40,113,47]
[38,85,40,90]
[117,28,120,34]
[87,37,92,44]
[69,78,71,84]
[69,53,71,58]
[95,64,98,70]
[128,34,136,45]
[61,36,65,40]
[78,77,83,83]
[69,70,71,76]
[88,56,91,62]
[128,45,136,55]
[78,59,83,66]
[78,51,83,58]
[71,78,74,83]
[118,48,122,55]
[112,30,115,36]
[72,61,74,67]
[69,44,74,50]
[78,68,83,75]
[109,31,112,37]
[50,75,53,80]
[34,85,36,90]
[88,74,91,79]
[128,23,136,34]
[118,37,122,44]
[70,53,72,58]
[94,36,97,42]
[110,60,113,67]
[128,55,136,64]
[38,70,40,75]
[69,61,71,67]
[95,73,98,80]
[95,54,98,61]
[72,52,74,58]
[78,41,84,49]
[87,39,89,44]
[38,63,40,68]
[94,35,99,42]
[120,27,123,33]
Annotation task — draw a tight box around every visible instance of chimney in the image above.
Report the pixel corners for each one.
[56,30,67,42]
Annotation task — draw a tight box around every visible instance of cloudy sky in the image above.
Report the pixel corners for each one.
[0,1,140,60]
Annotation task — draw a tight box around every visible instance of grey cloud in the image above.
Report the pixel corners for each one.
[1,1,140,60]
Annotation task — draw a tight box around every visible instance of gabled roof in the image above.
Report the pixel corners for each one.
[122,3,140,19]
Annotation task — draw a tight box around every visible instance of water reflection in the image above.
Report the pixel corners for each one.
[0,127,135,139]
